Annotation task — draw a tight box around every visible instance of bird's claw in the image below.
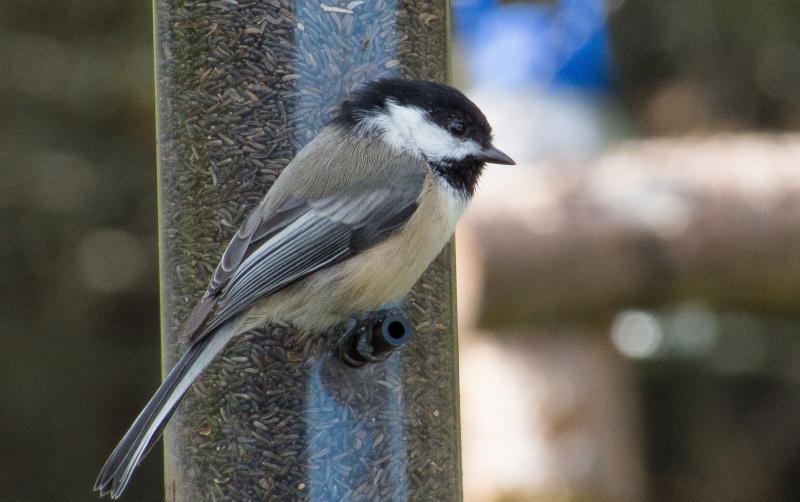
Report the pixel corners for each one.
[337,307,413,367]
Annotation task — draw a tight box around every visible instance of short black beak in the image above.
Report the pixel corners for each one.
[480,145,515,165]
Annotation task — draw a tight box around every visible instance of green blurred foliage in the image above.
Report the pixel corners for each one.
[610,0,800,133]
[0,0,163,500]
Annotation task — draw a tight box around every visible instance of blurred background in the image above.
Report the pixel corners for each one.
[2,0,800,500]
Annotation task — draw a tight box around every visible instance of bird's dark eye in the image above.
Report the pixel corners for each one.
[448,120,466,137]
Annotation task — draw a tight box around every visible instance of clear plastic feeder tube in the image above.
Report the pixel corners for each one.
[154,0,461,500]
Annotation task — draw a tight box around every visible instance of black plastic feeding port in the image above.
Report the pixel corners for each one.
[340,312,414,367]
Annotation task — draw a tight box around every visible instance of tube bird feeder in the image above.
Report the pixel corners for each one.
[154,0,461,499]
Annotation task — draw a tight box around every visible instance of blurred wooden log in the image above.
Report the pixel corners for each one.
[459,328,647,502]
[459,134,800,329]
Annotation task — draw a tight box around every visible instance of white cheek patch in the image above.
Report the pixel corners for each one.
[358,101,483,162]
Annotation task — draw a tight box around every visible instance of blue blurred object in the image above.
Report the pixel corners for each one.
[453,0,612,90]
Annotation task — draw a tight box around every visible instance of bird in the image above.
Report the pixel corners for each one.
[94,77,514,498]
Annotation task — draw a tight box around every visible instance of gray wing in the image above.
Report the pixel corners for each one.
[179,180,422,344]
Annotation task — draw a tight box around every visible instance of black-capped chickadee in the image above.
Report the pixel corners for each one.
[95,78,514,498]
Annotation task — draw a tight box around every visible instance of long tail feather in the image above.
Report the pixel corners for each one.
[94,323,237,498]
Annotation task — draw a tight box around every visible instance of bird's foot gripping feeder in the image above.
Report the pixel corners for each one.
[338,306,414,367]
